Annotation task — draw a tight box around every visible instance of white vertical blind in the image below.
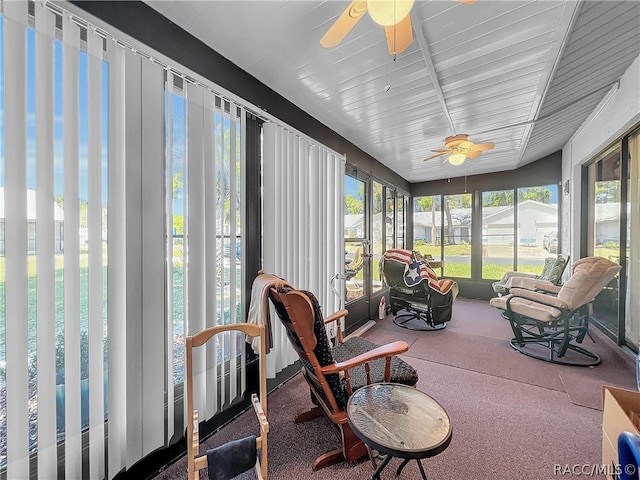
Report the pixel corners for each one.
[4,3,30,478]
[86,24,105,480]
[107,37,127,480]
[34,4,57,477]
[186,82,207,418]
[1,3,250,476]
[140,56,166,457]
[62,13,83,480]
[627,133,639,345]
[165,70,176,446]
[123,51,166,465]
[124,49,144,468]
[203,88,219,420]
[177,83,247,424]
[262,123,345,378]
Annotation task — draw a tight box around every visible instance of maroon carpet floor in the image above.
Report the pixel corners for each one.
[153,298,637,480]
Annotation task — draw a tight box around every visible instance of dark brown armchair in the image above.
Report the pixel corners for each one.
[267,280,418,471]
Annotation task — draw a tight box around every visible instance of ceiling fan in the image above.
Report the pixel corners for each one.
[423,134,495,165]
[320,0,476,56]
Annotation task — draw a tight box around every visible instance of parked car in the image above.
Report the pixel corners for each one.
[543,231,557,253]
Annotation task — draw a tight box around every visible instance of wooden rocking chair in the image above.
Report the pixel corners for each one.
[267,278,418,471]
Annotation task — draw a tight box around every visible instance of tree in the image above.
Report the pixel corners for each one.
[485,190,513,207]
[518,186,552,203]
[595,181,621,203]
[345,195,363,214]
[414,196,434,212]
[444,196,455,244]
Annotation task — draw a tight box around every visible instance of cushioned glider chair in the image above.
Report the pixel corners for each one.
[186,323,269,480]
[490,256,621,366]
[267,280,418,471]
[492,254,569,296]
[382,256,455,331]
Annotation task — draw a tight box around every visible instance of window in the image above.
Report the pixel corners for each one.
[482,190,515,279]
[443,194,471,278]
[517,184,558,273]
[385,187,395,252]
[396,194,406,249]
[413,194,442,266]
[415,187,557,281]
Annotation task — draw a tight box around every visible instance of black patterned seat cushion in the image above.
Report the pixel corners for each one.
[331,336,419,408]
[298,290,419,409]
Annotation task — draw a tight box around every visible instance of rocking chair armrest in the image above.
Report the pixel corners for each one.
[320,341,409,375]
[324,309,348,325]
[324,309,349,343]
[508,288,569,310]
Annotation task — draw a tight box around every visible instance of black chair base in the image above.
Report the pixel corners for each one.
[392,311,447,331]
[505,308,600,367]
[509,337,600,367]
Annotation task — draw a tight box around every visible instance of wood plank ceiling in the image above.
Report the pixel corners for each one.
[147,1,640,183]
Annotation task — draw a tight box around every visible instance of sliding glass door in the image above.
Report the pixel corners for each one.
[583,130,640,350]
[584,146,623,339]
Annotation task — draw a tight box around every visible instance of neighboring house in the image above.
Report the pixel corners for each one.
[414,200,558,246]
[481,200,558,246]
[594,203,624,245]
[344,212,364,238]
[413,208,472,244]
[350,200,622,248]
[0,188,64,254]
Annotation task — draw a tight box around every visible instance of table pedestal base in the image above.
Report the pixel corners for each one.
[397,458,428,479]
[371,455,428,480]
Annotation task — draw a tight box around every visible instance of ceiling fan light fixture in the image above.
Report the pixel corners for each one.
[368,0,414,27]
[448,153,466,165]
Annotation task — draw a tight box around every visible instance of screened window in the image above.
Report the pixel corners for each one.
[385,187,395,252]
[396,194,406,249]
[414,193,472,277]
[482,190,514,279]
[443,194,471,278]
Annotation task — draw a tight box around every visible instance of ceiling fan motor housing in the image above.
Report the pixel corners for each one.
[444,134,469,148]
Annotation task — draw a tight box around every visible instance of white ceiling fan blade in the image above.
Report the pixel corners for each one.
[424,152,447,161]
[320,0,367,48]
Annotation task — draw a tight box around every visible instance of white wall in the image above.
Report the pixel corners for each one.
[562,55,640,260]
[562,55,640,344]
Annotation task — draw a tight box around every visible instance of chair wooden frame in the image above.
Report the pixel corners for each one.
[186,323,269,480]
[268,285,414,471]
